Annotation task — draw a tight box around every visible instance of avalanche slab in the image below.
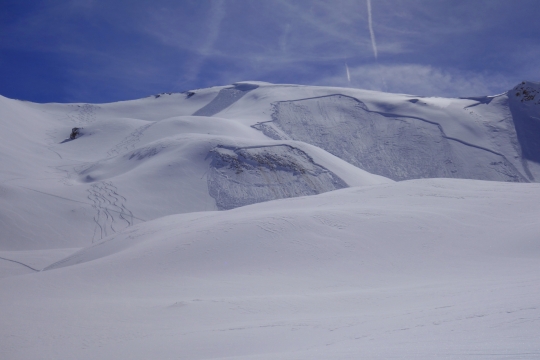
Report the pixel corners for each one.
[258,94,527,182]
[207,144,348,210]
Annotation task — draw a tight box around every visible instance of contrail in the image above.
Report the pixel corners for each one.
[345,63,351,83]
[170,0,225,92]
[366,0,386,90]
[367,0,378,59]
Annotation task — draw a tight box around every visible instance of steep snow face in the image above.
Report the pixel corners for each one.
[33,80,534,184]
[508,81,540,165]
[257,94,525,182]
[207,144,348,209]
[192,82,533,182]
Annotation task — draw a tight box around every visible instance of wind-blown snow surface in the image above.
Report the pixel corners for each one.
[1,81,540,359]
[2,180,540,359]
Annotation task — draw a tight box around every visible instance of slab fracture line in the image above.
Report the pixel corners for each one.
[19,186,90,205]
[0,256,40,272]
[371,110,528,182]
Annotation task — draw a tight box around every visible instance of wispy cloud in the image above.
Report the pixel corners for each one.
[143,0,384,64]
[1,0,539,102]
[171,0,226,90]
[319,63,518,98]
[279,24,291,53]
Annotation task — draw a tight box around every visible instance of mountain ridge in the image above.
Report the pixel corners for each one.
[0,80,538,250]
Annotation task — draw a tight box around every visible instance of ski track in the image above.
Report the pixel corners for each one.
[107,122,155,157]
[87,181,135,242]
[48,103,145,243]
[60,103,142,242]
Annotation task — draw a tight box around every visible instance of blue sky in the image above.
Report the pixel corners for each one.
[1,0,540,103]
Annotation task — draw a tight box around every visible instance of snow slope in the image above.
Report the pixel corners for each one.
[1,81,539,359]
[1,179,540,359]
[0,92,389,250]
[227,84,535,182]
[96,80,538,182]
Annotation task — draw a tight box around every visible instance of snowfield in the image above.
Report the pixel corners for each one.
[0,81,539,359]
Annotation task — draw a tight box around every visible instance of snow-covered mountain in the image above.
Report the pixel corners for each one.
[2,80,540,248]
[1,81,539,359]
